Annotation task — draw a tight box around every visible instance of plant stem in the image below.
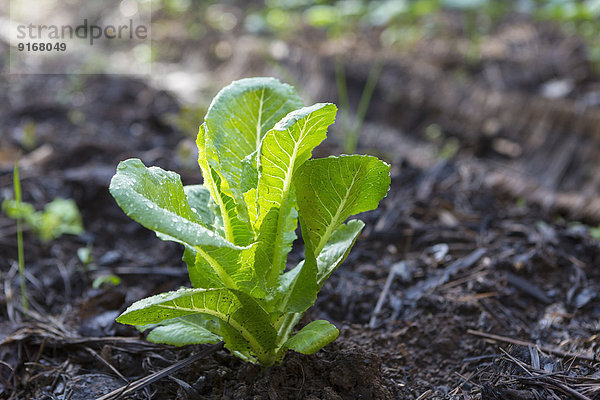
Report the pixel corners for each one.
[348,60,382,153]
[335,57,351,149]
[13,162,28,311]
[335,57,382,154]
[275,312,302,354]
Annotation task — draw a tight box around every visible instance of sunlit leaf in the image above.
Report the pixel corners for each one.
[141,314,221,346]
[117,287,277,362]
[284,320,339,354]
[205,77,303,190]
[295,155,390,256]
[255,103,337,286]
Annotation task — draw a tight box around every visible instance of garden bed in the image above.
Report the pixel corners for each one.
[1,14,600,400]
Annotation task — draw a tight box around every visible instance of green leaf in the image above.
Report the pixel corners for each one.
[110,159,225,248]
[294,155,390,256]
[256,103,337,286]
[244,188,258,225]
[182,245,198,281]
[196,124,253,245]
[240,152,259,194]
[142,314,222,346]
[284,320,339,354]
[272,219,362,314]
[316,219,364,286]
[274,216,319,313]
[183,244,243,292]
[183,185,215,227]
[110,159,258,293]
[257,103,337,224]
[40,198,84,239]
[183,246,235,290]
[117,287,277,362]
[275,260,317,313]
[211,168,254,246]
[199,78,303,246]
[205,77,304,191]
[253,206,298,290]
[2,199,35,220]
[92,274,121,289]
[196,123,221,208]
[181,241,264,298]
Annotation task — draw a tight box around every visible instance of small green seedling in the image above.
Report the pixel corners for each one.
[110,77,390,366]
[92,274,121,290]
[77,245,93,266]
[3,164,85,310]
[590,226,600,241]
[2,197,84,242]
[335,57,382,153]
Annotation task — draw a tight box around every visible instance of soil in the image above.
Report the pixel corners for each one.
[2,12,600,400]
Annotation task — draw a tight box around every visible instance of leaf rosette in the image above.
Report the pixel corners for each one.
[110,77,390,366]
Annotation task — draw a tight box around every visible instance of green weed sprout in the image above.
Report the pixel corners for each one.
[3,164,85,310]
[335,57,382,153]
[8,163,28,310]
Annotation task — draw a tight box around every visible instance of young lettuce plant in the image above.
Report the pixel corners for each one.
[110,77,390,367]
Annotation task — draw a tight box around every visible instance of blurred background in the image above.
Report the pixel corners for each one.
[2,0,600,219]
